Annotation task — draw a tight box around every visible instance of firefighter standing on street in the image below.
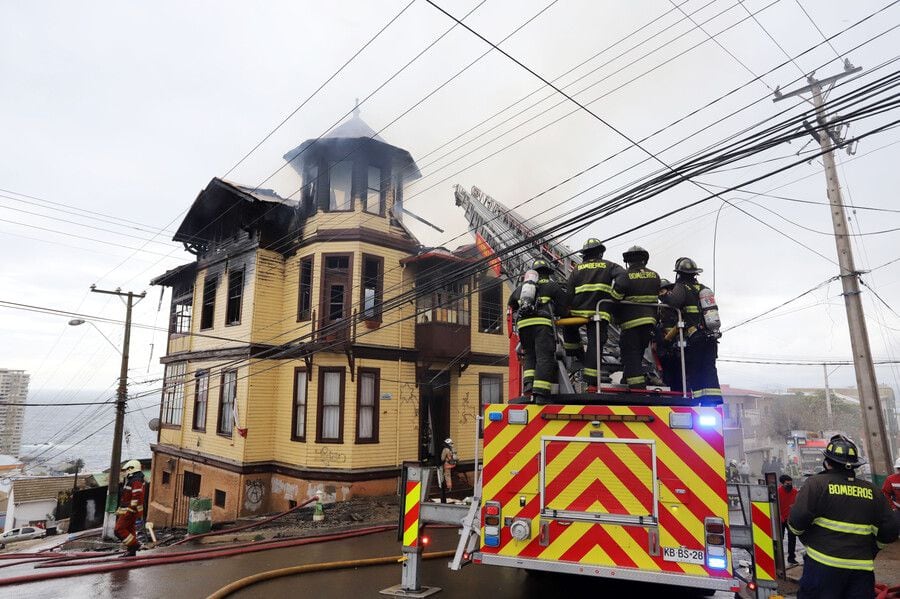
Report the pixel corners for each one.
[115,459,145,556]
[564,239,623,391]
[788,435,898,598]
[778,474,799,565]
[508,259,567,401]
[611,246,660,389]
[661,257,722,399]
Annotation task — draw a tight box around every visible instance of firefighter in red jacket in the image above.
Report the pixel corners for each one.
[115,459,145,556]
[789,435,898,598]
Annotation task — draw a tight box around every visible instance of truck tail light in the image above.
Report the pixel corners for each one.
[483,501,502,547]
[704,517,728,570]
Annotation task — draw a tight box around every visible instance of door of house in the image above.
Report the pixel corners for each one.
[419,370,451,464]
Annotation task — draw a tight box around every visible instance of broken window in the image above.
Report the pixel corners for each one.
[356,369,379,443]
[193,370,208,431]
[416,280,470,325]
[478,280,503,334]
[161,362,187,425]
[329,161,353,211]
[200,275,218,330]
[365,166,383,214]
[226,268,244,326]
[214,489,226,508]
[170,284,193,335]
[317,368,344,442]
[218,370,237,435]
[302,164,318,214]
[320,254,351,340]
[292,368,308,441]
[361,254,383,321]
[479,374,502,437]
[297,256,314,321]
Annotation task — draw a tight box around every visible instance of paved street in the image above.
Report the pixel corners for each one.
[6,528,738,599]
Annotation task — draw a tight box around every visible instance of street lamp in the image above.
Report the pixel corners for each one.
[69,288,145,541]
[68,319,122,355]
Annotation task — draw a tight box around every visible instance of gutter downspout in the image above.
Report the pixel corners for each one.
[396,263,405,468]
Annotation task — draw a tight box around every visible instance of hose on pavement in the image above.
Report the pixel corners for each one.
[206,550,455,599]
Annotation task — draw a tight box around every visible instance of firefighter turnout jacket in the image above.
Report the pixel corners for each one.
[611,265,661,330]
[788,469,898,571]
[662,279,709,338]
[566,258,624,322]
[121,473,145,516]
[508,277,568,328]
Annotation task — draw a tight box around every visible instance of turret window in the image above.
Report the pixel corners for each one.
[329,161,353,211]
[365,166,384,214]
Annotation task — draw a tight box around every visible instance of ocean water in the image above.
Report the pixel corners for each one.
[19,389,155,473]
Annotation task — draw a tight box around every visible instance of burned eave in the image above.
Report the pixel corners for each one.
[150,262,197,288]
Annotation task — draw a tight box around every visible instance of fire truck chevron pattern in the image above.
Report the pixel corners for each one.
[403,480,422,548]
[480,403,733,585]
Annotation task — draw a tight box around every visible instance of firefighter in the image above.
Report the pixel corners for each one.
[788,435,898,597]
[655,278,682,390]
[661,257,721,399]
[439,438,458,492]
[509,259,567,401]
[778,474,799,565]
[611,246,659,389]
[115,459,145,556]
[565,238,623,391]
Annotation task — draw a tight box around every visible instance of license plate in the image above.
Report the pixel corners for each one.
[662,546,705,565]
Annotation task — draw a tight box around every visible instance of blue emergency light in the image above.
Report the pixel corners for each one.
[488,412,503,422]
[698,414,717,427]
[707,556,727,570]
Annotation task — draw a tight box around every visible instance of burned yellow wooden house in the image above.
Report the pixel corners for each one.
[148,111,508,525]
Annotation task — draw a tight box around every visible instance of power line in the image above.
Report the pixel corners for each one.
[793,0,843,61]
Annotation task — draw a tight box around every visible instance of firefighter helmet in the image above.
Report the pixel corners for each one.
[659,278,674,289]
[580,238,606,256]
[444,438,453,445]
[121,459,142,475]
[531,259,553,273]
[674,257,703,274]
[623,245,649,264]
[894,456,900,469]
[823,434,865,468]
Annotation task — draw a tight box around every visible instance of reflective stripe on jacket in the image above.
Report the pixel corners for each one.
[566,259,623,322]
[508,277,567,328]
[612,266,660,330]
[788,470,898,571]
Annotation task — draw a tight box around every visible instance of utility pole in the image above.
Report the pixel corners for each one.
[90,285,145,540]
[775,64,892,484]
[822,363,833,431]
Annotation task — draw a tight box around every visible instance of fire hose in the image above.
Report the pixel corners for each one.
[170,496,317,546]
[0,525,395,587]
[205,550,455,599]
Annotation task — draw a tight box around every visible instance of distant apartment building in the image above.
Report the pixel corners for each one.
[147,111,508,525]
[0,369,29,456]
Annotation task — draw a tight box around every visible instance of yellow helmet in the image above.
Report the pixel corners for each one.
[121,459,142,475]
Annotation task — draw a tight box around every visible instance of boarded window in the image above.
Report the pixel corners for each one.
[356,369,379,443]
[298,256,314,321]
[200,275,218,330]
[317,368,344,442]
[161,362,186,425]
[365,166,383,214]
[361,254,383,321]
[479,280,503,334]
[292,368,307,441]
[329,161,352,211]
[226,268,244,325]
[218,370,237,435]
[193,370,209,431]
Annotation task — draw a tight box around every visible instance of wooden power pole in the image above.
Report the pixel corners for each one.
[90,285,145,540]
[775,64,892,483]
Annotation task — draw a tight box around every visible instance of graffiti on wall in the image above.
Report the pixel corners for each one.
[272,477,299,502]
[458,391,475,425]
[400,382,418,416]
[306,483,350,503]
[314,446,347,467]
[244,479,265,512]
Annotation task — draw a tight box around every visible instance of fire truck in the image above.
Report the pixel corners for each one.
[382,187,782,598]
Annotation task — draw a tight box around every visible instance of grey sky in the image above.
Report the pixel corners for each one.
[2,0,899,411]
